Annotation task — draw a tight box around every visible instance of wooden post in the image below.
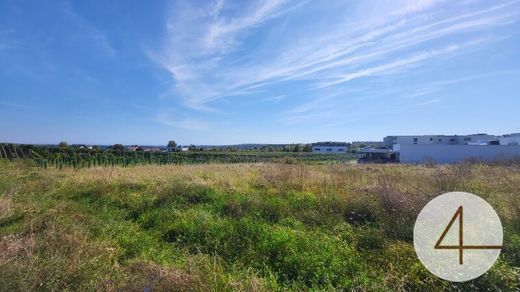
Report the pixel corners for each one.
[12,145,20,159]
[2,144,9,159]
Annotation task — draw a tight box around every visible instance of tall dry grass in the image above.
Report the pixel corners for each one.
[1,161,519,290]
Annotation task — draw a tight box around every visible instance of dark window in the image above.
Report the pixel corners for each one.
[315,148,321,151]
[438,138,442,142]
[327,148,332,151]
[413,137,418,144]
[429,137,433,141]
[464,137,471,141]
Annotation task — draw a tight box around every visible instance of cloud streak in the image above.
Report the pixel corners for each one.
[149,0,520,126]
[411,98,441,107]
[156,111,210,130]
[317,45,460,88]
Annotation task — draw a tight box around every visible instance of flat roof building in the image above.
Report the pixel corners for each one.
[312,142,349,154]
[383,134,498,148]
[499,133,520,145]
[398,144,520,164]
[381,133,519,164]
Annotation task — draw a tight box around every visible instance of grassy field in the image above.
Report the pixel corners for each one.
[0,160,519,291]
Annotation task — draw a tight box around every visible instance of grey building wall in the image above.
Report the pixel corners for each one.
[500,133,520,145]
[312,146,347,153]
[384,134,497,148]
[399,144,520,164]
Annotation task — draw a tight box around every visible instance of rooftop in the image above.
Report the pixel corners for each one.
[386,133,491,137]
[312,142,348,147]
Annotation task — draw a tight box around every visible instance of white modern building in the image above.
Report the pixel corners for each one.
[383,134,498,148]
[379,133,520,164]
[312,142,348,154]
[398,144,520,164]
[499,133,520,145]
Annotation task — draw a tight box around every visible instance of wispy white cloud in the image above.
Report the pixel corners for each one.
[393,0,445,16]
[262,94,285,103]
[282,109,336,125]
[248,7,517,87]
[156,111,209,130]
[427,69,520,86]
[285,92,345,114]
[411,98,441,107]
[407,88,438,98]
[202,0,294,53]
[60,1,116,58]
[148,0,307,111]
[317,45,460,88]
[402,69,519,100]
[149,0,520,125]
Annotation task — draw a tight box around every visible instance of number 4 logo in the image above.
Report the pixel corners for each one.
[434,206,502,265]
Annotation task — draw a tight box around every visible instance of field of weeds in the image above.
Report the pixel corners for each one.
[0,160,519,291]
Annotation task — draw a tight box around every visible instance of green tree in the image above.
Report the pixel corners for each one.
[112,144,125,152]
[167,140,177,148]
[293,144,301,152]
[58,141,68,149]
[303,144,312,152]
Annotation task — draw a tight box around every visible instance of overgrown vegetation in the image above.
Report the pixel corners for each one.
[1,160,519,290]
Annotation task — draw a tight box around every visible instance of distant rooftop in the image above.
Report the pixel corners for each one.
[386,133,491,137]
[312,142,348,147]
[502,133,520,137]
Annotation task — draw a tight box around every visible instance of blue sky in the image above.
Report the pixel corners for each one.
[1,0,519,145]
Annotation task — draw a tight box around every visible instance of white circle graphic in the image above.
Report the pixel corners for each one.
[414,192,503,282]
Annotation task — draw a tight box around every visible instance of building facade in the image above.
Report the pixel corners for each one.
[499,133,520,145]
[398,144,520,164]
[383,134,497,148]
[375,133,520,164]
[312,142,348,154]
